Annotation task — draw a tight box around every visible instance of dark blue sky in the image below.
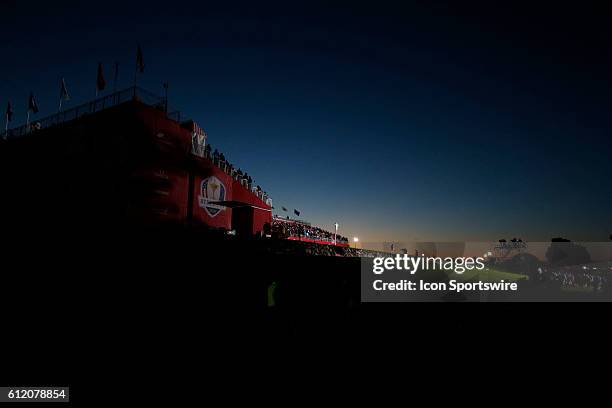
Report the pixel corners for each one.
[2,1,611,241]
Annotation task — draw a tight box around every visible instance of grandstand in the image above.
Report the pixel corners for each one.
[0,86,274,237]
[271,216,349,247]
[0,86,360,257]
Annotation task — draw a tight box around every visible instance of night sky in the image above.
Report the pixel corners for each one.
[1,1,611,242]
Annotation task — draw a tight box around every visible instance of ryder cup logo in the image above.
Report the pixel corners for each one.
[198,176,226,217]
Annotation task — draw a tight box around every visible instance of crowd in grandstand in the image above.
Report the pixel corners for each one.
[527,262,611,292]
[271,217,349,244]
[196,138,374,253]
[260,236,386,257]
[200,142,272,205]
[544,265,610,292]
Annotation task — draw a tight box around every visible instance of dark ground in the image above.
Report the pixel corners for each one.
[1,228,610,404]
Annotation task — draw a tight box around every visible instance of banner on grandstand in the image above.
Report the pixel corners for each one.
[198,175,226,217]
[190,121,207,158]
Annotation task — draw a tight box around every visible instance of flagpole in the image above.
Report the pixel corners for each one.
[163,82,168,112]
[134,45,142,98]
[114,62,118,93]
[133,48,138,96]
[59,80,63,113]
[133,66,138,98]
[59,79,68,113]
[96,63,106,99]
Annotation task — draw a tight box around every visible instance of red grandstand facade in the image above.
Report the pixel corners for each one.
[127,93,274,233]
[0,87,273,236]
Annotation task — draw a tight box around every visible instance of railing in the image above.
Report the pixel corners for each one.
[285,236,350,247]
[271,218,349,243]
[167,111,183,123]
[281,233,349,245]
[0,85,271,206]
[272,216,311,226]
[198,147,272,206]
[1,86,169,140]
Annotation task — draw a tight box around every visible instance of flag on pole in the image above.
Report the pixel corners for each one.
[4,101,13,133]
[162,82,169,111]
[294,209,300,217]
[6,101,13,122]
[58,78,70,112]
[136,45,145,73]
[60,78,70,101]
[113,61,119,92]
[28,92,39,113]
[97,62,106,92]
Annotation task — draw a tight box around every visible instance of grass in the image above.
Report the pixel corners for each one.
[449,267,528,282]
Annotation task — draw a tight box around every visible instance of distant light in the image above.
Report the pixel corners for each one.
[353,237,359,243]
